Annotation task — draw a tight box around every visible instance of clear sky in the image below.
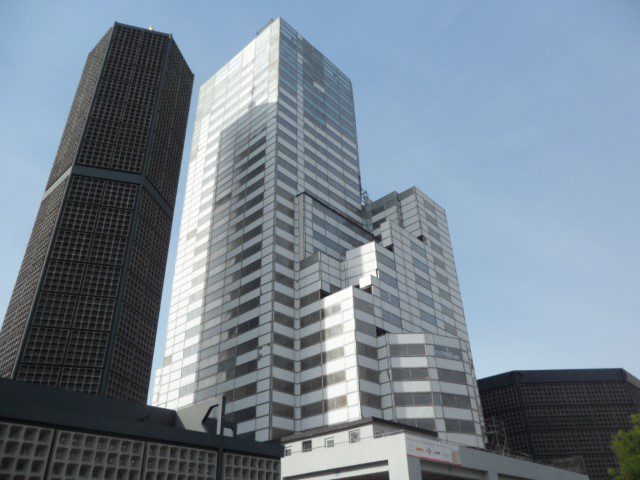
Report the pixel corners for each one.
[1,1,638,400]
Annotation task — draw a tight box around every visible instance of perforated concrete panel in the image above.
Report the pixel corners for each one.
[224,453,280,480]
[143,442,217,479]
[47,430,143,479]
[0,421,54,480]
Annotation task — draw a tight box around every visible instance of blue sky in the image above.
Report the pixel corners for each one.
[1,1,638,396]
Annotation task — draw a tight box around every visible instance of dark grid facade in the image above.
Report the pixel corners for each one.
[0,23,193,403]
[478,369,640,480]
[0,377,282,480]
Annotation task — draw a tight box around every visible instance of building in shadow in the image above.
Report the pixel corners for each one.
[478,368,640,480]
[0,22,193,404]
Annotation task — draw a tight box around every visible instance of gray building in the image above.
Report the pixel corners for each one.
[0,22,194,403]
[153,18,484,447]
[478,369,640,480]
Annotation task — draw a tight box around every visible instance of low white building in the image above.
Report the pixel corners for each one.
[281,417,588,480]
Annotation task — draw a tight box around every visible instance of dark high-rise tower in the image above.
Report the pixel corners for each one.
[0,22,193,403]
[478,369,640,480]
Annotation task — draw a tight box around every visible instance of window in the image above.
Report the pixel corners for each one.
[349,429,361,443]
[413,257,429,275]
[360,392,382,409]
[353,296,374,314]
[389,344,425,357]
[438,368,467,385]
[284,448,291,456]
[273,332,294,349]
[434,345,462,361]
[398,418,436,431]
[420,310,437,327]
[325,437,335,448]
[382,309,402,327]
[394,392,433,406]
[392,368,429,381]
[273,378,295,394]
[300,371,346,394]
[356,342,378,360]
[301,396,348,418]
[444,419,476,434]
[272,402,294,418]
[377,253,395,269]
[438,393,471,409]
[378,270,398,289]
[302,440,312,452]
[417,292,434,307]
[359,365,380,383]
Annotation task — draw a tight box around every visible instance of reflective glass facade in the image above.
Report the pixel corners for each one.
[153,19,483,446]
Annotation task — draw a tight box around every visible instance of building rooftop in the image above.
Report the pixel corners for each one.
[280,416,438,443]
[0,377,282,458]
[478,368,640,390]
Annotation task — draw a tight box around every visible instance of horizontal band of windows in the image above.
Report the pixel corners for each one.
[273,332,294,349]
[357,342,378,360]
[301,395,347,418]
[360,392,381,409]
[437,368,467,384]
[201,316,259,343]
[199,337,258,363]
[220,381,257,403]
[197,359,258,384]
[204,277,261,306]
[394,392,471,409]
[273,354,294,370]
[300,324,343,349]
[204,237,261,274]
[274,311,294,328]
[224,406,256,424]
[211,177,265,217]
[397,417,436,431]
[300,371,345,394]
[299,288,334,308]
[272,402,294,419]
[273,377,294,395]
[444,418,476,434]
[359,365,379,383]
[274,291,294,308]
[389,344,425,357]
[434,345,463,361]
[300,346,344,371]
[300,302,341,328]
[392,368,428,381]
[311,215,364,249]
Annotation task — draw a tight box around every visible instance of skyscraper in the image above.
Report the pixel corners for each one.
[479,369,640,480]
[0,22,194,404]
[152,18,484,446]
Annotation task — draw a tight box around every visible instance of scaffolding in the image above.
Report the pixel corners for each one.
[484,417,509,455]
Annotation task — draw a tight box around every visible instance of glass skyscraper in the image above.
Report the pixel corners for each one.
[152,18,484,447]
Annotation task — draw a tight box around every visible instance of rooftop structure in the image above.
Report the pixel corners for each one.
[281,417,588,480]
